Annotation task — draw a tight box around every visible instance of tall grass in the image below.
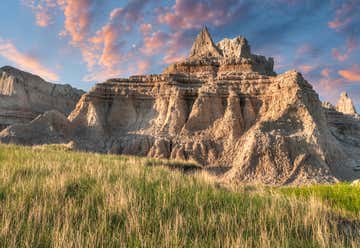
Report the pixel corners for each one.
[0,144,358,247]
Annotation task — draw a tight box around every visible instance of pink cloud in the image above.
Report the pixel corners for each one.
[338,65,360,82]
[298,64,317,74]
[35,11,52,27]
[332,48,348,62]
[140,23,153,35]
[158,0,242,30]
[82,1,151,81]
[23,0,154,82]
[315,77,345,104]
[328,18,351,30]
[163,31,192,64]
[332,37,357,62]
[310,71,349,104]
[23,0,59,27]
[321,68,331,77]
[0,39,59,81]
[27,0,99,69]
[328,1,355,31]
[55,2,129,79]
[136,60,151,74]
[61,0,93,44]
[140,31,169,56]
[88,8,131,72]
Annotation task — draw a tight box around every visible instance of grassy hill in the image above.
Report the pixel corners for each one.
[0,144,359,247]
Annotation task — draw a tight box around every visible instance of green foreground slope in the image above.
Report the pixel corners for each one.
[0,144,359,247]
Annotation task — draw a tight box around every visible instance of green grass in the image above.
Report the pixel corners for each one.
[0,144,358,247]
[279,183,360,214]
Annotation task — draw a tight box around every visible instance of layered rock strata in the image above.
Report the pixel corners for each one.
[1,28,359,185]
[0,66,84,130]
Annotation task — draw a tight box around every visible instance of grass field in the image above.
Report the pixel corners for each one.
[0,144,359,247]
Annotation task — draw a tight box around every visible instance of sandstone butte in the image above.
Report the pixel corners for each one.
[0,27,359,185]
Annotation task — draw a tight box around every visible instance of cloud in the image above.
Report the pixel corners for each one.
[0,39,59,81]
[338,65,360,82]
[117,0,151,23]
[328,1,358,31]
[24,0,100,67]
[140,31,169,56]
[82,67,122,82]
[162,31,193,64]
[36,0,100,69]
[315,77,345,103]
[308,70,348,104]
[33,0,152,81]
[60,0,94,44]
[332,49,349,62]
[139,29,193,64]
[157,0,246,30]
[87,4,141,74]
[81,1,152,81]
[328,18,351,30]
[23,0,59,27]
[332,37,357,62]
[136,60,151,74]
[140,23,153,35]
[35,10,53,27]
[321,68,331,77]
[298,64,317,74]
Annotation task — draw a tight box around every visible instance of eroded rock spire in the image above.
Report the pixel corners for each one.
[189,26,222,58]
[336,92,357,115]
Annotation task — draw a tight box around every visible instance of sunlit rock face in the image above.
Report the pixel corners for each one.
[0,66,84,130]
[1,28,359,185]
[336,92,358,116]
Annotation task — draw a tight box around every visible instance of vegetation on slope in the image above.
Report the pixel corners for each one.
[0,144,359,247]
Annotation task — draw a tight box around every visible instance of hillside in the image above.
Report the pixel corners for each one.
[0,66,84,130]
[0,144,359,247]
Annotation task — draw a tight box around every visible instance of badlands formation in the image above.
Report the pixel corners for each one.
[0,66,84,130]
[1,27,359,185]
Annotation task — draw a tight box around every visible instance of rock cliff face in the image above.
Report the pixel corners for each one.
[323,93,360,174]
[0,66,84,130]
[0,28,359,185]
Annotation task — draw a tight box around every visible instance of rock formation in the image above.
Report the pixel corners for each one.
[336,92,358,115]
[0,66,84,130]
[0,27,359,185]
[322,93,360,174]
[189,26,222,58]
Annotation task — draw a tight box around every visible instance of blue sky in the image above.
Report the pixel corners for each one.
[0,0,359,110]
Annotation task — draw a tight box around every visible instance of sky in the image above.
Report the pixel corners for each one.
[0,0,359,110]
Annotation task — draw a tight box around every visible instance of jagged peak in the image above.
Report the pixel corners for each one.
[189,27,252,59]
[189,26,222,58]
[217,36,251,58]
[340,92,349,98]
[336,92,357,115]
